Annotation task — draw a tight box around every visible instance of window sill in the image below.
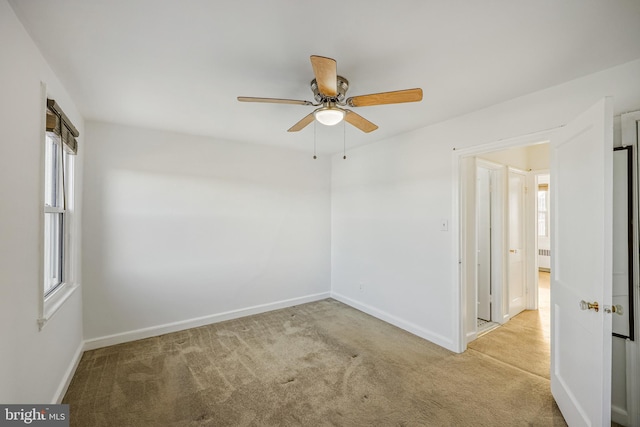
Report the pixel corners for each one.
[38,282,79,331]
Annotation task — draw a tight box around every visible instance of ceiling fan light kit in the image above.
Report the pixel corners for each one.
[238,55,423,134]
[314,106,344,126]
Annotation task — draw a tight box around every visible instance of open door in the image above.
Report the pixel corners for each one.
[550,98,613,426]
[477,166,492,321]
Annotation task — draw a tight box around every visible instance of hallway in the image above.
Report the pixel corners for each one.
[468,272,551,380]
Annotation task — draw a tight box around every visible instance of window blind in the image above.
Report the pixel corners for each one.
[46,99,79,154]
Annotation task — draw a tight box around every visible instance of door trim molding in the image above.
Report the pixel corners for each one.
[452,127,557,352]
[620,110,640,427]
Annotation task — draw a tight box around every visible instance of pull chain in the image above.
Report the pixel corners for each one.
[343,120,346,159]
[313,120,317,159]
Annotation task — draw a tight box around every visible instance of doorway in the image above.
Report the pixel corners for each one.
[458,135,552,345]
[475,162,534,337]
[462,141,635,425]
[456,100,631,425]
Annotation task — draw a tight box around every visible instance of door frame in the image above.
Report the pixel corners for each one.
[476,159,507,328]
[476,162,492,322]
[453,128,555,352]
[620,111,640,427]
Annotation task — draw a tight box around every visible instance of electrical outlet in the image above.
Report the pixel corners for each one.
[440,219,448,231]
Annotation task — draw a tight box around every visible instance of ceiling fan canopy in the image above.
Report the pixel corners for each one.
[238,55,423,133]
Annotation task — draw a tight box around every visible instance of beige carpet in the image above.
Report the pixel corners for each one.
[64,290,565,426]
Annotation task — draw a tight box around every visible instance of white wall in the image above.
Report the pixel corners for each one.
[82,122,332,344]
[527,144,551,172]
[0,0,84,403]
[478,143,550,171]
[331,58,640,353]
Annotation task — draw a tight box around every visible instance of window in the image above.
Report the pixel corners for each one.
[537,184,549,237]
[43,134,71,296]
[40,99,78,328]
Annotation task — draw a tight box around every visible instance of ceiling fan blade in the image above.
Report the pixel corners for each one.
[346,88,423,107]
[287,113,316,132]
[344,110,378,133]
[310,55,337,97]
[238,96,313,106]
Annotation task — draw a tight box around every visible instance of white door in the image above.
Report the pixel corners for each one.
[550,98,613,426]
[508,169,526,317]
[477,166,492,321]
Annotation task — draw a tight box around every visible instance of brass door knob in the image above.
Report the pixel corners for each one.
[604,304,623,315]
[579,300,599,312]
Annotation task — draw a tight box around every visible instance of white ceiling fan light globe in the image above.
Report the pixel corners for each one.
[314,107,345,126]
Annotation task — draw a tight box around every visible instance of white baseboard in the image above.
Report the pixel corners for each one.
[53,341,84,404]
[84,292,331,351]
[330,292,456,352]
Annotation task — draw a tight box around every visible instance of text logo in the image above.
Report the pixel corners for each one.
[0,405,68,426]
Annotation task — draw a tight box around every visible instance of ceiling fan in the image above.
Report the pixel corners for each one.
[238,55,423,133]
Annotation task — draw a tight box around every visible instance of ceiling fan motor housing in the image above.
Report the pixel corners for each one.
[311,76,349,104]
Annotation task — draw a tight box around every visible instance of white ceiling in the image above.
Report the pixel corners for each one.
[10,0,640,153]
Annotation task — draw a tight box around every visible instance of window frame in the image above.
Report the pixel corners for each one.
[44,133,65,296]
[38,93,79,330]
